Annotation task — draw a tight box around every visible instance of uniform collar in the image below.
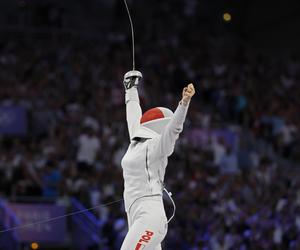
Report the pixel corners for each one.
[132,125,159,140]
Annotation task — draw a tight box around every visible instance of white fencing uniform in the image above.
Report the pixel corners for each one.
[121,87,189,250]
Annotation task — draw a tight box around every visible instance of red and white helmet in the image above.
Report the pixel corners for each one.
[133,107,173,139]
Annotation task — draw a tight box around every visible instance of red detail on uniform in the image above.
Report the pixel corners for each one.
[135,243,143,250]
[145,231,154,237]
[135,230,154,249]
[141,108,164,124]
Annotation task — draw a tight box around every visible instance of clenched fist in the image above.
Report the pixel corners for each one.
[181,83,195,106]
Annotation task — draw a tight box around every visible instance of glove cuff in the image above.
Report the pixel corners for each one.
[125,87,139,104]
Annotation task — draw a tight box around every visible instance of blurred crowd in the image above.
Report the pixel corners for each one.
[0,0,300,249]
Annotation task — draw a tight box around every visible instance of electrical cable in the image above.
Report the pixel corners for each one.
[0,198,123,234]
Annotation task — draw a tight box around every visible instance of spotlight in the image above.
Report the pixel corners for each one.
[223,13,232,22]
[31,242,39,250]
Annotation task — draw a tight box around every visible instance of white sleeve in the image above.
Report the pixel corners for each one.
[125,88,142,140]
[156,102,189,157]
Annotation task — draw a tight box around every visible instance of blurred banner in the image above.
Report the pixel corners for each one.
[8,203,66,243]
[186,128,238,149]
[0,106,28,136]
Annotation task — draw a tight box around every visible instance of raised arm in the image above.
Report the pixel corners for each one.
[157,83,195,156]
[123,70,143,140]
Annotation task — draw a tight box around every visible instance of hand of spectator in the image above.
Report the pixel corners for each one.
[181,83,195,106]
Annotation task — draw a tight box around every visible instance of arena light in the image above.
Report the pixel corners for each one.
[223,12,232,22]
[31,242,39,250]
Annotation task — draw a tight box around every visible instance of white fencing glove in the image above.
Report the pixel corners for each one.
[123,70,143,90]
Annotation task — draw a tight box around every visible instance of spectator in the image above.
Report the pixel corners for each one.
[212,137,226,167]
[42,160,62,198]
[76,126,101,173]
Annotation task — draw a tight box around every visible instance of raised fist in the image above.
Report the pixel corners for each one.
[181,83,195,106]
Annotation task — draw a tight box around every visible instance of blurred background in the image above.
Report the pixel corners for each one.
[0,0,299,249]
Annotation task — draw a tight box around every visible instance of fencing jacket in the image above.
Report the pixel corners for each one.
[121,88,189,212]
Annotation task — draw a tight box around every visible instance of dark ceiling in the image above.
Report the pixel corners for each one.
[0,0,299,53]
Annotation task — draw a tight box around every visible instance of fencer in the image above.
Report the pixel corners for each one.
[121,70,195,250]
